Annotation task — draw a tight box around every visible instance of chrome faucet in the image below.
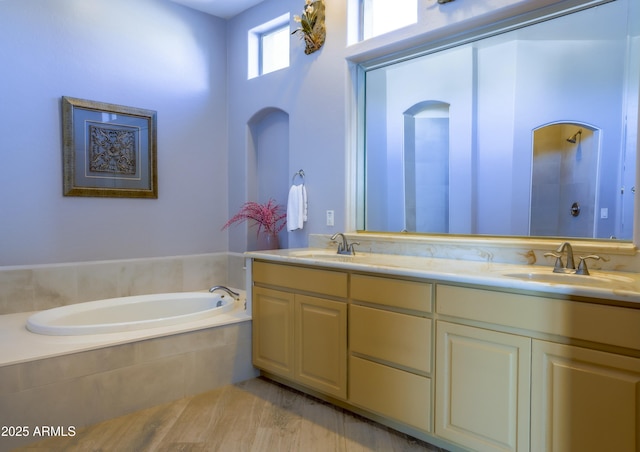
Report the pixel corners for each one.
[209,285,240,298]
[544,241,575,273]
[330,232,360,255]
[556,241,576,270]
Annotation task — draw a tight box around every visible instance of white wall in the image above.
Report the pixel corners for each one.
[0,0,228,266]
[2,0,626,266]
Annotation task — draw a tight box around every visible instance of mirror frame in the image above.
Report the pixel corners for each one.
[345,0,640,254]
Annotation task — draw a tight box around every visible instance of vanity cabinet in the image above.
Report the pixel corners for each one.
[349,274,433,432]
[531,340,640,452]
[435,321,531,452]
[252,261,348,399]
[437,284,640,452]
[251,257,640,452]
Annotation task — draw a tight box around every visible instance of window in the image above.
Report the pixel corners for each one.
[361,0,417,40]
[261,25,289,75]
[248,14,290,79]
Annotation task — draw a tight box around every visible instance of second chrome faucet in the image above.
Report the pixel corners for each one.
[330,232,360,255]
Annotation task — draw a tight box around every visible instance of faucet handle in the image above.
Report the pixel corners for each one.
[347,242,360,255]
[576,255,601,276]
[544,252,564,272]
[544,253,564,271]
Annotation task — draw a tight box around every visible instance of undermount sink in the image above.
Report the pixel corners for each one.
[503,270,636,288]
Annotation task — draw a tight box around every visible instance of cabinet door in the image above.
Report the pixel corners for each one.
[252,286,294,378]
[532,340,640,452]
[294,294,347,399]
[436,321,531,452]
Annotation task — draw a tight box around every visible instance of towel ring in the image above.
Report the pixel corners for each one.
[292,169,305,184]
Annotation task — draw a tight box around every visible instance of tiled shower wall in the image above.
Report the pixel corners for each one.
[0,253,248,315]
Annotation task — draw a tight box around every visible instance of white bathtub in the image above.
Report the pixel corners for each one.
[26,291,239,336]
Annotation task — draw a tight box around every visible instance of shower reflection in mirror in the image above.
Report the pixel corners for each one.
[531,123,599,238]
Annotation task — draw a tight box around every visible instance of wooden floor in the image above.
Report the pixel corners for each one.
[17,377,447,452]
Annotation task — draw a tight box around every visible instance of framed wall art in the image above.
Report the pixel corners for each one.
[62,96,158,198]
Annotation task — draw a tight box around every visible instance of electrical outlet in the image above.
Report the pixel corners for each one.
[326,210,334,226]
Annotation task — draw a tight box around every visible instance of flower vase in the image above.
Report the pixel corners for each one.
[257,232,280,250]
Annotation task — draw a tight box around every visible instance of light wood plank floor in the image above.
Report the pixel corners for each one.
[17,377,448,452]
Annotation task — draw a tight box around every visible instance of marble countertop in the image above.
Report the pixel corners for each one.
[246,248,640,305]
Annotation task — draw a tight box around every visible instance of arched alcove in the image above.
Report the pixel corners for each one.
[403,101,451,232]
[247,108,290,250]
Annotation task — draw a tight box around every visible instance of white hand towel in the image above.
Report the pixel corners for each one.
[287,185,304,231]
[302,185,308,222]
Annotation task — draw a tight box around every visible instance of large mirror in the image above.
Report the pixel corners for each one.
[359,0,639,241]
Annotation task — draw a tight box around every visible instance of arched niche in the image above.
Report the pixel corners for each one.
[246,107,290,250]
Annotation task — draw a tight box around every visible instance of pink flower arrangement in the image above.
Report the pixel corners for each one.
[222,199,287,236]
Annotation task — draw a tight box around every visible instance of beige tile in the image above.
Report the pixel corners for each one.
[0,363,21,395]
[32,265,78,310]
[223,321,252,346]
[118,258,184,296]
[133,328,227,364]
[150,259,184,293]
[78,395,189,452]
[295,396,347,451]
[182,253,228,291]
[87,355,187,423]
[0,374,96,431]
[0,268,35,314]
[14,378,447,452]
[18,344,136,390]
[76,261,120,303]
[185,341,257,397]
[192,384,264,450]
[118,260,155,296]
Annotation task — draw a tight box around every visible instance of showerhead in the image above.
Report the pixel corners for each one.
[566,129,582,143]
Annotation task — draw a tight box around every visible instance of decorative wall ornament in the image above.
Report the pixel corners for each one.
[62,96,157,198]
[292,0,326,55]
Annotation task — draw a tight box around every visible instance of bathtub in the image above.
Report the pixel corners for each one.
[26,291,238,336]
[2,286,257,451]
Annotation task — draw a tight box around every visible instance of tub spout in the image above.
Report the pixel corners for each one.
[209,285,240,299]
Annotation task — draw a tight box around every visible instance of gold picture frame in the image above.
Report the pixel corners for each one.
[62,96,157,198]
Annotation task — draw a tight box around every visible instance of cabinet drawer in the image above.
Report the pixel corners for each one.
[350,304,431,373]
[253,261,347,298]
[349,356,431,432]
[351,274,432,312]
[437,284,640,350]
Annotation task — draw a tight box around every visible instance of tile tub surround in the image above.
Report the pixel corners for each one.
[0,252,246,315]
[0,315,258,452]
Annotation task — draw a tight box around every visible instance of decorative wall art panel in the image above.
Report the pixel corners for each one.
[62,96,157,198]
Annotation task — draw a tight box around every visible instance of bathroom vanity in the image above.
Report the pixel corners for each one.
[247,247,640,452]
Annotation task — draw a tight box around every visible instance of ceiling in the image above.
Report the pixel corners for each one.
[168,0,265,19]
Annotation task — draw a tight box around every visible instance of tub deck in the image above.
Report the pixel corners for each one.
[0,304,250,367]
